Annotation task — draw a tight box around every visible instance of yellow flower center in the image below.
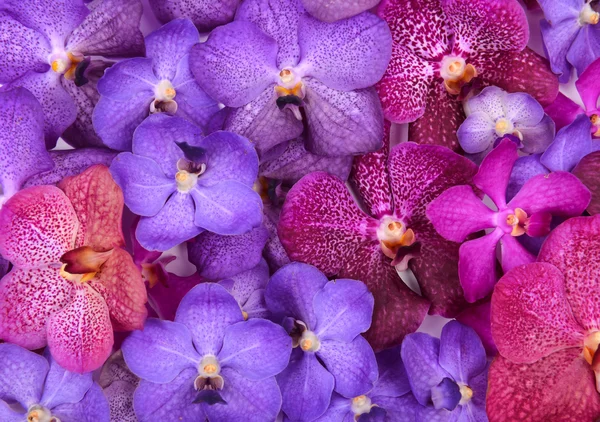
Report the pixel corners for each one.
[440,56,477,95]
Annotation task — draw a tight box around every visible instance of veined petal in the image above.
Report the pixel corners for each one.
[499,234,536,273]
[0,186,78,268]
[60,78,104,148]
[190,21,278,107]
[507,154,549,202]
[487,350,600,422]
[539,18,580,83]
[573,152,600,215]
[51,383,110,422]
[566,24,600,79]
[148,0,241,32]
[47,284,113,373]
[541,114,593,172]
[96,58,157,102]
[301,0,380,22]
[40,350,93,409]
[0,343,48,408]
[457,112,495,154]
[439,321,486,384]
[146,19,199,80]
[538,216,600,331]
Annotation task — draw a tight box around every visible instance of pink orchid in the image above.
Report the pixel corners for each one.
[488,216,600,421]
[0,165,147,373]
[376,0,558,150]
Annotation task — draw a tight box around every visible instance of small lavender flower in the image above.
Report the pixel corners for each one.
[122,283,292,422]
[401,321,489,422]
[110,113,263,252]
[458,86,555,160]
[265,262,378,421]
[0,344,109,422]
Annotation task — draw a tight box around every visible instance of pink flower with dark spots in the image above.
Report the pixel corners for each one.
[0,165,147,373]
[278,123,479,351]
[487,215,600,421]
[376,0,559,150]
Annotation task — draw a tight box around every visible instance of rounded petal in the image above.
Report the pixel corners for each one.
[566,23,600,78]
[438,321,486,383]
[473,138,518,209]
[47,285,114,373]
[539,17,579,83]
[301,0,380,22]
[218,319,292,380]
[122,318,198,383]
[541,113,593,172]
[506,154,548,202]
[265,262,329,328]
[96,58,157,102]
[297,11,391,90]
[40,350,93,409]
[499,234,536,273]
[573,151,600,215]
[0,343,47,407]
[277,350,335,422]
[148,0,241,32]
[52,383,110,422]
[188,225,269,280]
[318,336,378,398]
[457,112,495,154]
[313,279,374,342]
[0,186,78,268]
[190,21,278,107]
[576,56,600,112]
[219,258,270,306]
[175,283,244,355]
[136,193,203,252]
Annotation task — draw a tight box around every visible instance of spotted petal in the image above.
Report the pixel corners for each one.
[148,0,241,32]
[301,0,379,22]
[0,343,48,408]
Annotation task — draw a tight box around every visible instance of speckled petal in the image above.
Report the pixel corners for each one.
[148,0,241,32]
[122,318,198,383]
[541,114,593,172]
[0,87,53,198]
[0,186,78,268]
[539,18,579,83]
[0,267,74,349]
[96,58,157,102]
[190,21,278,107]
[0,12,49,83]
[60,78,103,148]
[59,165,125,250]
[65,0,144,57]
[90,247,147,331]
[0,343,48,407]
[456,112,495,154]
[491,262,585,363]
[538,216,600,330]
[136,193,202,252]
[506,154,548,202]
[175,283,244,355]
[301,0,379,22]
[303,78,384,156]
[219,259,269,311]
[573,152,600,215]
[377,45,435,124]
[277,349,335,422]
[487,349,600,422]
[187,225,269,280]
[517,114,555,154]
[47,285,113,373]
[40,350,93,409]
[298,11,391,90]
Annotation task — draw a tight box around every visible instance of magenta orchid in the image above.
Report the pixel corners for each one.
[377,0,558,150]
[427,138,591,303]
[488,216,600,421]
[279,127,479,350]
[0,165,147,373]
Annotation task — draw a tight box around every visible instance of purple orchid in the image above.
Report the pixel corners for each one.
[265,262,378,421]
[427,138,591,303]
[122,282,292,422]
[488,216,600,421]
[0,87,52,200]
[219,259,270,320]
[402,321,489,422]
[278,128,479,350]
[0,0,144,148]
[148,0,241,32]
[458,86,555,159]
[190,0,391,158]
[300,0,381,22]
[93,18,219,151]
[316,347,419,421]
[98,351,139,422]
[377,0,558,150]
[110,113,263,252]
[0,344,109,422]
[539,0,600,82]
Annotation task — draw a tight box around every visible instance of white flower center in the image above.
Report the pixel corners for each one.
[299,330,320,352]
[494,118,515,137]
[440,56,466,82]
[27,405,59,422]
[580,2,600,25]
[198,355,221,378]
[351,395,373,416]
[458,384,474,405]
[175,170,198,193]
[155,79,176,101]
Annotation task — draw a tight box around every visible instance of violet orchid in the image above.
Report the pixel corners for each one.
[190,0,391,158]
[98,351,139,422]
[539,0,600,82]
[148,0,241,32]
[488,216,600,421]
[0,345,110,422]
[316,347,419,421]
[377,0,558,150]
[265,262,378,421]
[219,259,271,320]
[279,130,479,350]
[93,18,219,151]
[300,0,381,22]
[0,166,147,373]
[427,138,591,303]
[110,113,263,252]
[0,0,144,148]
[122,283,292,422]
[402,321,489,422]
[458,86,555,159]
[0,87,52,200]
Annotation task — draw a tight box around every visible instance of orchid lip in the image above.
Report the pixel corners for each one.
[439,55,477,95]
[175,170,199,193]
[376,216,418,269]
[458,383,474,405]
[151,79,178,115]
[195,355,224,392]
[59,246,113,283]
[579,2,600,25]
[274,68,305,120]
[351,395,373,417]
[27,404,60,422]
[299,330,320,353]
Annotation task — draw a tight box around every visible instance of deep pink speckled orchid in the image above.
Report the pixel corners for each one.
[278,125,479,350]
[0,165,147,373]
[487,216,600,421]
[377,0,559,150]
[427,138,591,303]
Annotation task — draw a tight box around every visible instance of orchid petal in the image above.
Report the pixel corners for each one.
[0,343,47,407]
[473,138,517,208]
[576,57,600,113]
[301,0,379,22]
[541,114,593,172]
[573,151,600,215]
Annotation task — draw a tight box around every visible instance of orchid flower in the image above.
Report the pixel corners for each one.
[488,215,600,421]
[98,351,139,422]
[0,165,147,372]
[148,0,241,32]
[0,0,144,148]
[300,0,381,22]
[427,138,591,303]
[377,0,558,150]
